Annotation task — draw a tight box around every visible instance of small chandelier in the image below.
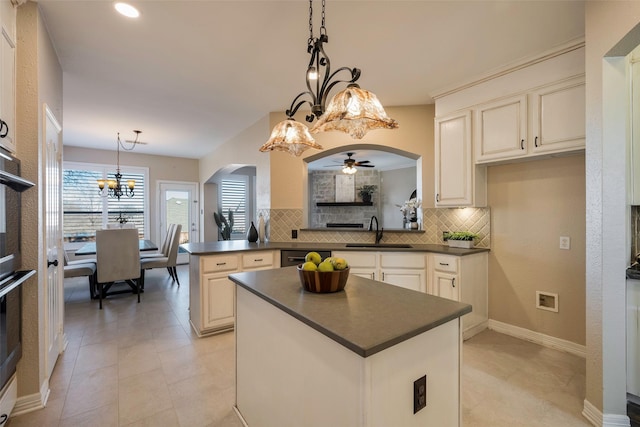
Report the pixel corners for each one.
[97,130,141,200]
[260,0,398,157]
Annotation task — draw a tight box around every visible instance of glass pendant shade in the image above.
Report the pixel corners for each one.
[259,119,323,157]
[342,166,357,174]
[310,84,399,139]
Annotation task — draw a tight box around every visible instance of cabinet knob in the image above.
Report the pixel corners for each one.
[254,258,263,262]
[452,278,456,288]
[534,136,539,147]
[216,262,226,266]
[439,262,449,266]
[520,139,525,150]
[436,193,440,202]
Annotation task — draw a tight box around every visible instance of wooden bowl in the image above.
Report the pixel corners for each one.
[297,265,350,293]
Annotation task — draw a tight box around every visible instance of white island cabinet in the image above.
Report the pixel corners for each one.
[230,268,471,427]
[187,245,278,337]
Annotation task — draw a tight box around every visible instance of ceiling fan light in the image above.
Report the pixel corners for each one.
[260,119,323,157]
[311,85,399,139]
[114,2,140,18]
[342,165,357,174]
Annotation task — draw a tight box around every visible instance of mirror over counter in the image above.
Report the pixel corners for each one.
[306,146,420,230]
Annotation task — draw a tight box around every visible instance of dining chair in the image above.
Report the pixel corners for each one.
[140,224,182,288]
[95,228,141,309]
[140,224,175,259]
[63,251,97,298]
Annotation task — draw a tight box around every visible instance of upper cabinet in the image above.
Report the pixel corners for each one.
[0,2,16,154]
[435,111,486,207]
[474,76,585,165]
[474,95,528,163]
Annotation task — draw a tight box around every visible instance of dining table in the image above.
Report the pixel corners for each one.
[75,239,158,256]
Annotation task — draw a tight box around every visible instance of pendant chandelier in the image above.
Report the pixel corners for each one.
[260,0,398,157]
[97,130,141,200]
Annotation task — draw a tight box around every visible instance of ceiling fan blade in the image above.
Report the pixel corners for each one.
[356,160,371,164]
[124,140,148,145]
[358,164,375,168]
[323,165,341,167]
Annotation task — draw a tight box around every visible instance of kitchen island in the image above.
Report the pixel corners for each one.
[229,267,471,427]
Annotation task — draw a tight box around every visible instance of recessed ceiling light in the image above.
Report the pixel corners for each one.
[114,2,140,18]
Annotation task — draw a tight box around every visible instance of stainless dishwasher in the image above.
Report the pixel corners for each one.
[280,250,331,267]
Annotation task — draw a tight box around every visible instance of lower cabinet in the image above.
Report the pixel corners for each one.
[429,252,488,339]
[190,250,278,337]
[332,251,427,293]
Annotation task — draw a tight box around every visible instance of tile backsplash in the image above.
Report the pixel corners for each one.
[266,207,491,248]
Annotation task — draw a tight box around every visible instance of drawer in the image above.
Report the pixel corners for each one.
[380,252,425,269]
[335,251,377,268]
[242,251,274,269]
[432,254,458,273]
[202,255,239,273]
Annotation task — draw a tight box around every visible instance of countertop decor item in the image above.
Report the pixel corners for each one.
[259,0,397,157]
[297,265,350,293]
[214,210,234,240]
[258,214,266,242]
[444,231,478,248]
[247,221,258,243]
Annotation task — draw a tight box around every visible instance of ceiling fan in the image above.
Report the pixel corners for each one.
[325,152,375,169]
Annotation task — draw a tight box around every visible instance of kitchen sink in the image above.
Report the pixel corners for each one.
[345,243,413,249]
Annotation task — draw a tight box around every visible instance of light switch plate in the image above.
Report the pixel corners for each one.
[559,236,571,250]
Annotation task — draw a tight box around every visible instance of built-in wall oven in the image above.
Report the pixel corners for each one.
[0,148,34,401]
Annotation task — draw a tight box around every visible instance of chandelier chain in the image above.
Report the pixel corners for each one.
[308,0,313,46]
[320,0,326,35]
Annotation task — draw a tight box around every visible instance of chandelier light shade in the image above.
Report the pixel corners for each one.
[97,131,141,200]
[342,165,357,174]
[259,119,323,157]
[311,84,399,139]
[259,0,397,156]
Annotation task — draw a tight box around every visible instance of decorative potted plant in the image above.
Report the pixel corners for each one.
[213,210,234,240]
[443,231,479,248]
[357,185,376,203]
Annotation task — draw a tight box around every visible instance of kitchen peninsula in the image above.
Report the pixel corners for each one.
[181,241,488,338]
[229,267,471,427]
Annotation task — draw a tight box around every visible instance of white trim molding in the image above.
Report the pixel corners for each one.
[11,380,49,416]
[487,319,586,358]
[583,399,632,427]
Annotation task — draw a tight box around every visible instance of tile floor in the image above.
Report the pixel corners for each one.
[7,265,590,427]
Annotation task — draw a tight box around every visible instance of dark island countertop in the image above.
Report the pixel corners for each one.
[181,240,489,257]
[229,266,472,358]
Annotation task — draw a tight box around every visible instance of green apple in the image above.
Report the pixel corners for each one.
[301,261,318,271]
[317,260,334,272]
[305,251,323,265]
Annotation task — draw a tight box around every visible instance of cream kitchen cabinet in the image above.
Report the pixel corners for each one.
[474,76,585,165]
[332,251,426,292]
[429,252,488,339]
[0,2,15,154]
[190,250,278,336]
[435,110,487,208]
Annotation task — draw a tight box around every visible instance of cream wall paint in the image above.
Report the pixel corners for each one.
[487,154,585,345]
[63,146,199,245]
[585,2,640,420]
[16,1,63,399]
[269,105,435,211]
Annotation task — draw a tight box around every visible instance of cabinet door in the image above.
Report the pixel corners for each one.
[432,272,459,301]
[381,269,425,292]
[202,273,235,330]
[435,111,473,206]
[531,77,585,154]
[349,268,376,281]
[0,26,15,153]
[474,95,527,163]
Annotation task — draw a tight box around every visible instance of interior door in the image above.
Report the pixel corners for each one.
[44,104,63,378]
[158,181,199,264]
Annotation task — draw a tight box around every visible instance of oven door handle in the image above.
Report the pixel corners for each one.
[287,256,307,262]
[0,270,36,299]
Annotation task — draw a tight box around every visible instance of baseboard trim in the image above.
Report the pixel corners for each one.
[487,319,586,358]
[463,320,488,340]
[12,379,49,417]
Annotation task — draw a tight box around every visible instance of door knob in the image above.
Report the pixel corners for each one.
[48,259,59,267]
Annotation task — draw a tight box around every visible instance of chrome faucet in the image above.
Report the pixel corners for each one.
[368,216,384,244]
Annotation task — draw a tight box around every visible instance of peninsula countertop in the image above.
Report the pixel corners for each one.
[229,266,472,357]
[181,240,489,257]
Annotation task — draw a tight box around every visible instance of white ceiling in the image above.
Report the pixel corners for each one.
[37,0,585,160]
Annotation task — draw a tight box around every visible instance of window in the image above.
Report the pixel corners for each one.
[63,162,149,242]
[220,178,247,238]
